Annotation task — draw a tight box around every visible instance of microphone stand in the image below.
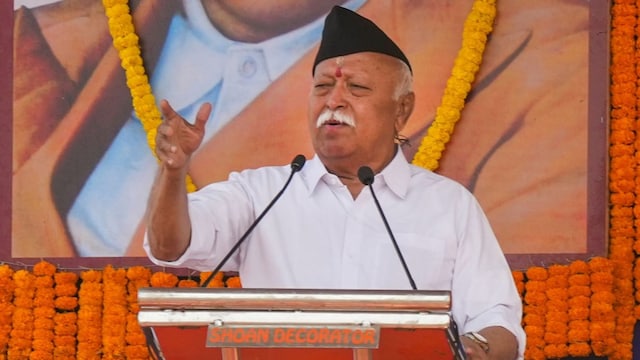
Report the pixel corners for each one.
[200,155,306,287]
[358,166,417,290]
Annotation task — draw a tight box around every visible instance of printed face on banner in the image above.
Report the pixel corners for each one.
[6,0,608,269]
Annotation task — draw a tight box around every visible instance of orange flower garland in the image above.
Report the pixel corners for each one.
[226,276,243,289]
[150,271,179,288]
[77,270,103,360]
[0,265,15,357]
[512,270,525,298]
[102,266,128,360]
[523,267,548,360]
[543,265,569,358]
[125,266,151,360]
[589,257,616,356]
[567,260,591,357]
[3,2,640,359]
[31,261,57,360]
[178,278,199,288]
[609,1,638,359]
[8,269,36,359]
[199,271,224,288]
[53,271,79,360]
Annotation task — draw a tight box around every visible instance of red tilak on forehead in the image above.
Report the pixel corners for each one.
[335,67,342,77]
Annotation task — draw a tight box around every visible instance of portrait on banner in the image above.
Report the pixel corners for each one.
[8,0,607,268]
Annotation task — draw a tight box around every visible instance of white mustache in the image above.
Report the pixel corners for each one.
[316,109,356,128]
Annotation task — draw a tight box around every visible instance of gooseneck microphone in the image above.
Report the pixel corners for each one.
[201,154,307,287]
[358,166,417,290]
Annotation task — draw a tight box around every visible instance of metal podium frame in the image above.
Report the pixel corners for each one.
[137,288,466,360]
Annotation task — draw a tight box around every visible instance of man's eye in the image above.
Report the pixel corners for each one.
[349,84,371,95]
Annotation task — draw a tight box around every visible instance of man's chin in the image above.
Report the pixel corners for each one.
[316,148,356,162]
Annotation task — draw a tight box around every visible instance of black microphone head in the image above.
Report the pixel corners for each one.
[358,166,375,185]
[291,154,307,172]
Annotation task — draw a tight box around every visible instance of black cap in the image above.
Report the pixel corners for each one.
[312,6,412,74]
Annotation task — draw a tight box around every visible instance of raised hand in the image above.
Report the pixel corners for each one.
[156,99,212,170]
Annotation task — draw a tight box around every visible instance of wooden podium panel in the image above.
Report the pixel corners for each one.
[152,327,456,360]
[137,288,464,360]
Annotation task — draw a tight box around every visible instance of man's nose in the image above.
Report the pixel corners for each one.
[326,85,347,110]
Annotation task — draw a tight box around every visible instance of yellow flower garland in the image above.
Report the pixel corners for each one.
[101,0,197,192]
[411,0,496,170]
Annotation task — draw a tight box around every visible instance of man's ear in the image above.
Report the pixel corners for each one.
[396,91,415,131]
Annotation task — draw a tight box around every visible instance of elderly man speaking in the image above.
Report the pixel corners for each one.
[144,6,525,360]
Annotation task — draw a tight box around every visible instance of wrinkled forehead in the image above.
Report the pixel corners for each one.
[313,52,404,77]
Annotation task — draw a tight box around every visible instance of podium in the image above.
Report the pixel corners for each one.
[137,288,466,360]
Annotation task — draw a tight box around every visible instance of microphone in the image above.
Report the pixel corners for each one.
[201,154,307,287]
[357,166,417,290]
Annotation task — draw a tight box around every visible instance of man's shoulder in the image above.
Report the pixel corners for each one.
[231,163,295,182]
[408,163,473,195]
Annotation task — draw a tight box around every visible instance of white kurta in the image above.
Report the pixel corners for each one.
[145,150,526,357]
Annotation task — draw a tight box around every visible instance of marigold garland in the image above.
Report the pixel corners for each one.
[30,261,57,360]
[8,270,36,360]
[53,271,78,360]
[567,260,591,357]
[609,1,638,359]
[125,266,151,360]
[1,1,638,359]
[102,266,128,360]
[101,0,197,192]
[150,271,179,288]
[178,279,199,288]
[543,265,569,358]
[77,270,103,360]
[523,267,548,360]
[588,257,616,356]
[512,270,525,298]
[412,0,496,170]
[226,276,243,289]
[0,265,14,357]
[199,271,224,288]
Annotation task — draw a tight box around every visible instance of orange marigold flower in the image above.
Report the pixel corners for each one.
[178,279,198,288]
[126,266,152,281]
[568,274,590,287]
[226,276,243,288]
[33,261,57,277]
[526,267,548,281]
[150,272,179,288]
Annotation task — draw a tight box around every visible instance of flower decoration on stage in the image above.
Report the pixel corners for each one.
[412,0,496,171]
[102,0,197,192]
